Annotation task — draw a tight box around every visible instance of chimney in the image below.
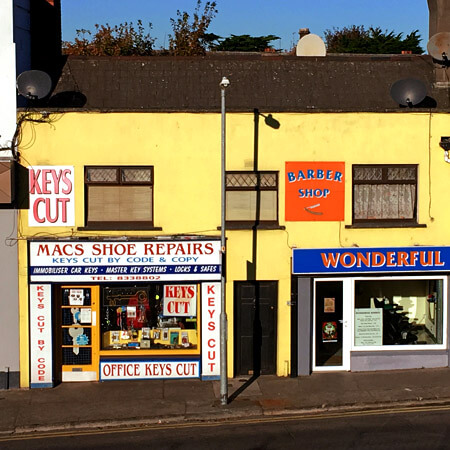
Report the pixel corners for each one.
[299,28,310,40]
[427,0,450,86]
[428,0,450,39]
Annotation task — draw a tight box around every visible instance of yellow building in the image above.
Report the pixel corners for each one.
[16,53,450,388]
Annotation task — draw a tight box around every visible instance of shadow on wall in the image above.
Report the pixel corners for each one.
[232,108,280,396]
[27,55,87,109]
[405,96,437,108]
[15,163,29,210]
[47,91,87,108]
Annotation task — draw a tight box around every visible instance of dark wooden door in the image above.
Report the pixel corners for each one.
[234,281,277,376]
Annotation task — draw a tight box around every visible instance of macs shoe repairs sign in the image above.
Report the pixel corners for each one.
[29,240,221,282]
[29,166,75,226]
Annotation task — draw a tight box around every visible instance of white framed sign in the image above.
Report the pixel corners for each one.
[163,285,197,317]
[100,360,200,380]
[354,308,383,346]
[201,282,220,379]
[29,284,53,388]
[29,240,221,282]
[29,166,75,226]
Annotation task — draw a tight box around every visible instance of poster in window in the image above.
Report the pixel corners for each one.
[181,331,189,347]
[69,289,84,306]
[126,306,137,318]
[162,329,169,341]
[324,298,335,313]
[354,309,382,346]
[170,331,179,346]
[285,162,345,221]
[111,331,120,343]
[322,321,338,342]
[80,308,92,324]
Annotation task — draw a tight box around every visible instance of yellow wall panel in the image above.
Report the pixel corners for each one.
[17,110,450,382]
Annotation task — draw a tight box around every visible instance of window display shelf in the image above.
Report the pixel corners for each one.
[99,348,200,357]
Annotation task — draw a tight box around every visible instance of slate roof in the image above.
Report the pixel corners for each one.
[43,53,450,112]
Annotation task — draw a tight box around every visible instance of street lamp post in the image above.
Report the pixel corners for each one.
[219,76,230,406]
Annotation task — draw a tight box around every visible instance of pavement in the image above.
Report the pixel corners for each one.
[1,367,450,436]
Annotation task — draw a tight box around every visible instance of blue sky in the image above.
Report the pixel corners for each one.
[61,0,430,51]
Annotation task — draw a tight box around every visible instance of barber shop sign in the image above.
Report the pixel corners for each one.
[285,162,345,221]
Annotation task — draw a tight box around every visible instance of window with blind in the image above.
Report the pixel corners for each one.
[85,166,153,228]
[352,164,417,225]
[226,171,278,225]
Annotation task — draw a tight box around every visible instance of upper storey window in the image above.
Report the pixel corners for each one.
[352,164,417,226]
[85,166,153,229]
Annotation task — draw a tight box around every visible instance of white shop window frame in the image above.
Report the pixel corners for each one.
[350,275,448,352]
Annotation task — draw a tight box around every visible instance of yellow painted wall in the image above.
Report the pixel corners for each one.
[17,111,450,386]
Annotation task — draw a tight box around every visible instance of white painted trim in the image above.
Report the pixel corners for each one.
[350,275,448,352]
[313,278,351,372]
[62,371,97,382]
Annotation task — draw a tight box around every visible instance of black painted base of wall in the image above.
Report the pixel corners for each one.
[0,371,20,389]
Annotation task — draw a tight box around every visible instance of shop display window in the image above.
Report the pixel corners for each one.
[354,278,444,347]
[101,284,198,351]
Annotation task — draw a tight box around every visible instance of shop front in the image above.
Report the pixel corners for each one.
[28,239,221,387]
[292,246,450,375]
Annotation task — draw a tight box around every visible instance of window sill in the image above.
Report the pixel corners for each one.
[99,349,200,356]
[345,222,426,229]
[351,345,446,352]
[218,223,286,230]
[78,225,163,231]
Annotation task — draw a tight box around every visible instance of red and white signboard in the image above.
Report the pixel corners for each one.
[29,240,221,282]
[163,285,197,317]
[201,282,220,378]
[29,284,53,388]
[29,166,75,226]
[100,360,199,380]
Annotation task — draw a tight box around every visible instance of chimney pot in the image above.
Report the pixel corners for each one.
[299,28,310,40]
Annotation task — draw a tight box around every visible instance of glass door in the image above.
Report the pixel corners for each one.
[313,279,351,371]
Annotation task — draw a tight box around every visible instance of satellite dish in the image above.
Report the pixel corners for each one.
[17,70,52,100]
[427,32,450,62]
[390,78,427,107]
[296,33,326,57]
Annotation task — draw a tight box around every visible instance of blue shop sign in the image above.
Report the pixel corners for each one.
[292,246,450,274]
